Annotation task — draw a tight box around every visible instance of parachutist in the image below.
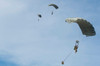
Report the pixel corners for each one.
[48,4,58,15]
[74,40,79,53]
[51,11,53,15]
[38,19,39,22]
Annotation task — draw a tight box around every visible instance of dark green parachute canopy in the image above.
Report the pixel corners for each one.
[48,4,59,9]
[38,14,42,18]
[65,17,96,37]
[37,14,42,21]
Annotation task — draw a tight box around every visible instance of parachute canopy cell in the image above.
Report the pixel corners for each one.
[48,4,59,9]
[65,17,96,37]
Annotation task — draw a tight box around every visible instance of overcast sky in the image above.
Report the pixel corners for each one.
[0,0,100,66]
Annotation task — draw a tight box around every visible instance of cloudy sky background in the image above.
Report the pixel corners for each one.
[0,0,100,66]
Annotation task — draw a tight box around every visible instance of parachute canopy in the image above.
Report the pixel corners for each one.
[65,17,96,37]
[48,4,59,9]
[38,14,42,18]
